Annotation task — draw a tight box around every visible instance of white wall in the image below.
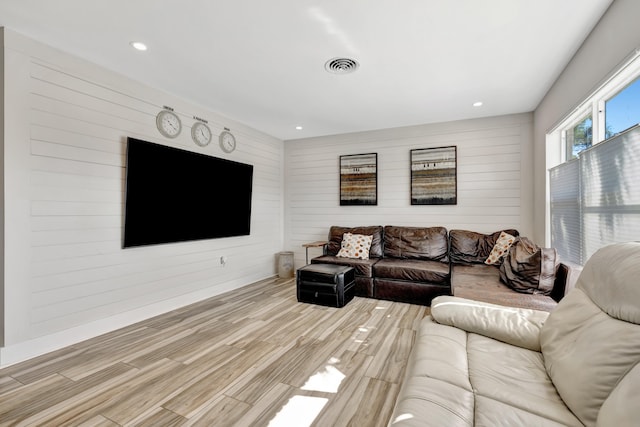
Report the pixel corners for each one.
[0,29,284,367]
[533,0,640,244]
[0,29,5,348]
[284,113,534,268]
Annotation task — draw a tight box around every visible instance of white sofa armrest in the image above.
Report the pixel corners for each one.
[430,296,549,351]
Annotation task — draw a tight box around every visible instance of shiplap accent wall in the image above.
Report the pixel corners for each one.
[1,29,283,366]
[284,113,534,268]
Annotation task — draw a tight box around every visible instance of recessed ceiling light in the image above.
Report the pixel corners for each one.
[473,101,483,107]
[295,126,303,130]
[130,41,148,51]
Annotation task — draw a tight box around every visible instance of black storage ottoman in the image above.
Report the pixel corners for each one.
[297,264,356,308]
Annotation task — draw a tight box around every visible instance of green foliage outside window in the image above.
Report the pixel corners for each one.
[568,116,592,159]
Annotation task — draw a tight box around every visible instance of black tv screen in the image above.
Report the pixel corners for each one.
[123,137,253,248]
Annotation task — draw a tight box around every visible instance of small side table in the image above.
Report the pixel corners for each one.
[302,240,327,264]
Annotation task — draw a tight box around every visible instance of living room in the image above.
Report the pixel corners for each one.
[0,0,639,425]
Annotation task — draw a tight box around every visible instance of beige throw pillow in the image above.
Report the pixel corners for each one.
[485,231,516,265]
[337,233,373,260]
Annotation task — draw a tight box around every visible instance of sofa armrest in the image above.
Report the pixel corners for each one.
[430,296,549,351]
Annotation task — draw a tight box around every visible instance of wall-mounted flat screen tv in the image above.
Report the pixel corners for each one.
[123,137,253,248]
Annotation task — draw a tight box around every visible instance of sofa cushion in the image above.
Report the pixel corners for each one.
[388,316,474,427]
[389,315,582,427]
[468,334,582,426]
[578,242,640,325]
[451,264,558,312]
[597,363,640,426]
[388,378,474,427]
[374,258,449,285]
[449,229,519,265]
[326,226,383,258]
[540,242,640,427]
[383,226,448,262]
[473,396,581,427]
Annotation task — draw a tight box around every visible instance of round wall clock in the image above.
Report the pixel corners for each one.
[156,110,182,138]
[219,130,236,153]
[191,122,212,147]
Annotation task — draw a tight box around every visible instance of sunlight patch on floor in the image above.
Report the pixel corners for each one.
[268,395,328,427]
[270,357,346,426]
[301,364,346,393]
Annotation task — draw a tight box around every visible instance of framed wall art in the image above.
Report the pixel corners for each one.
[410,146,457,205]
[340,153,378,205]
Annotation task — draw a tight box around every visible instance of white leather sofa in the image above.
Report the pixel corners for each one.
[388,242,640,427]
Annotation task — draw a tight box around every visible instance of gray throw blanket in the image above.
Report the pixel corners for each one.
[499,237,558,295]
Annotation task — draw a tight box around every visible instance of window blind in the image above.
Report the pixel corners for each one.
[550,159,581,264]
[550,125,640,265]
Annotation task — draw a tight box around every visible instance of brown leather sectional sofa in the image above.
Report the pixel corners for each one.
[311,225,573,310]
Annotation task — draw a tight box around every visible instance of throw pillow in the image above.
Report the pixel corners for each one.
[484,231,516,265]
[337,233,373,260]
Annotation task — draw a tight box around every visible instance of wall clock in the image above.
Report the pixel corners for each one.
[219,130,236,153]
[191,122,212,147]
[156,110,182,138]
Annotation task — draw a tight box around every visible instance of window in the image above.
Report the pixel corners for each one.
[605,76,640,138]
[550,127,640,265]
[549,49,640,265]
[566,115,592,160]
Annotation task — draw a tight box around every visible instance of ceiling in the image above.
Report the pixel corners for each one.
[0,0,613,141]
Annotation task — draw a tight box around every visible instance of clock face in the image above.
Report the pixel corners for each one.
[219,131,236,153]
[156,110,182,138]
[191,122,212,147]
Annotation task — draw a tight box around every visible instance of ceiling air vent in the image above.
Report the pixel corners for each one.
[325,57,359,74]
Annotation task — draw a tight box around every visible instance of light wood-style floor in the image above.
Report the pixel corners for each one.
[0,276,428,426]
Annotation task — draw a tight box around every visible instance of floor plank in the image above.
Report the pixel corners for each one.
[0,276,427,426]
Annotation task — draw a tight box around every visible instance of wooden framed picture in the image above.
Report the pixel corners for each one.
[340,153,377,205]
[411,146,457,205]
